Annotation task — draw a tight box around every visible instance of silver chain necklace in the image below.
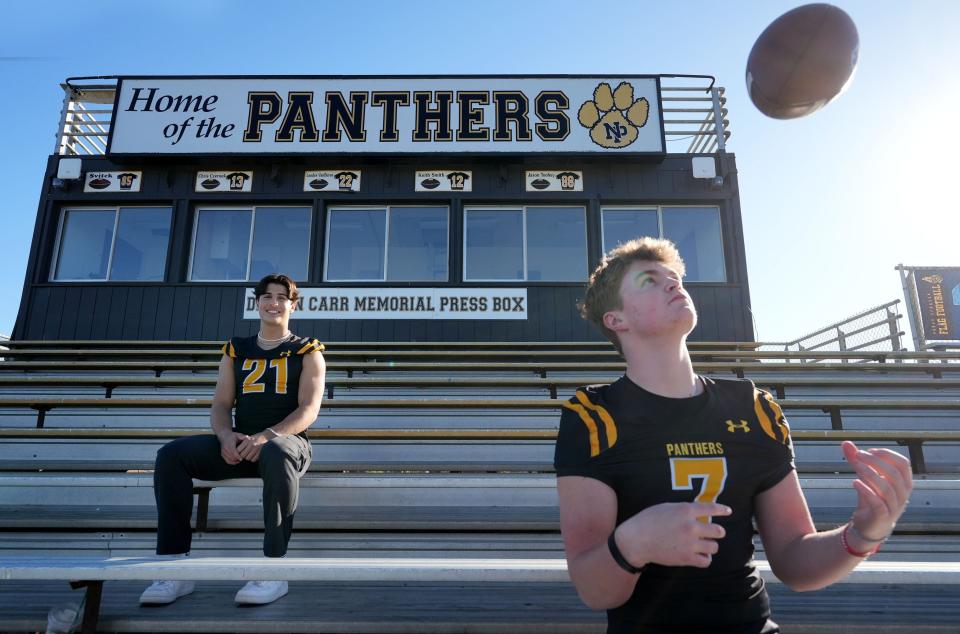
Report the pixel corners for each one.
[257,331,291,343]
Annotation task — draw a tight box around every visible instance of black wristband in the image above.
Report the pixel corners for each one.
[608,533,644,574]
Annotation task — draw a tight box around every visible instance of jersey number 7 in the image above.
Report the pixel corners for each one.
[669,457,728,524]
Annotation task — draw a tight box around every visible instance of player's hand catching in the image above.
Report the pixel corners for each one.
[237,432,269,462]
[217,431,247,465]
[615,502,732,569]
[843,440,913,543]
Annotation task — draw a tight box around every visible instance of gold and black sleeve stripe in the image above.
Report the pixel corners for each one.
[753,389,791,445]
[560,390,619,457]
[220,340,237,359]
[296,338,325,355]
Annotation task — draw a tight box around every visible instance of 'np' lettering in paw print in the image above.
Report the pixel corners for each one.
[578,82,650,149]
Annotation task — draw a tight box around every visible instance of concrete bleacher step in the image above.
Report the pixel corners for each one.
[0,437,561,472]
[3,372,960,395]
[1,342,959,632]
[1,469,957,533]
[2,579,958,633]
[3,531,959,563]
[4,503,959,534]
[0,532,567,558]
[1,472,955,506]
[4,406,960,433]
[5,555,959,585]
[2,436,959,474]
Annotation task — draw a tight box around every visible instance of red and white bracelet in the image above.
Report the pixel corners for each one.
[841,522,886,557]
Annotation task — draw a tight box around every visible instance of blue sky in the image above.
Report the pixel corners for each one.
[1,0,957,343]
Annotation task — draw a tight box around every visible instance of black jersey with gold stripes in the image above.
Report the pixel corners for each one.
[221,335,324,436]
[554,375,794,632]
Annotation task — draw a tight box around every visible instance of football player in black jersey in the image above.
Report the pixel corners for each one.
[141,274,326,607]
[555,238,913,633]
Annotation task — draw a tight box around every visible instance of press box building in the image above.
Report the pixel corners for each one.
[13,75,750,342]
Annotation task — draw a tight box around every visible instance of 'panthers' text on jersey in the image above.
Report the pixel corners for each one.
[554,376,794,632]
[221,335,324,435]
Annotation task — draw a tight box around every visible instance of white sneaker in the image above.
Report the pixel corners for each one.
[139,579,195,605]
[234,580,288,605]
[45,602,79,634]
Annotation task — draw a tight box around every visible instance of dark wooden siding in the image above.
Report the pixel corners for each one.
[14,154,754,342]
[18,284,748,342]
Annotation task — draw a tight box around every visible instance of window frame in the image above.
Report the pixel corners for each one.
[599,205,662,254]
[50,205,172,282]
[462,204,588,283]
[323,204,451,283]
[600,204,727,283]
[188,204,313,283]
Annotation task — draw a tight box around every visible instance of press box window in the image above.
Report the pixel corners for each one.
[601,207,659,253]
[464,206,587,282]
[601,206,726,282]
[324,206,449,282]
[52,206,171,281]
[190,206,311,281]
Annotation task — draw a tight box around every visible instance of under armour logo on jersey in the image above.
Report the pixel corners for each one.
[726,419,750,433]
[280,350,292,357]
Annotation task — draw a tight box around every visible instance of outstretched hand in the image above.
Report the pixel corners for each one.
[842,440,914,541]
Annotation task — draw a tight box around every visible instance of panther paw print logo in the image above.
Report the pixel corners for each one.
[578,82,650,149]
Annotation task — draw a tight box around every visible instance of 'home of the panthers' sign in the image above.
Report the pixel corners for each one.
[107,76,664,155]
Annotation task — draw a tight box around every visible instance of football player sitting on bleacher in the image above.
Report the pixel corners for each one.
[141,274,326,606]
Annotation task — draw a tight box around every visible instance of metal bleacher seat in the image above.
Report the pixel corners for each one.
[0,341,959,632]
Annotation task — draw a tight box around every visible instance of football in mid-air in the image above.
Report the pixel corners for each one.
[746,3,859,119]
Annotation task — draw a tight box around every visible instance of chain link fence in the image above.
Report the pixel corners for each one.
[759,300,905,360]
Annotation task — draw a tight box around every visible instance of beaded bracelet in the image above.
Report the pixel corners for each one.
[841,522,884,557]
[608,533,645,574]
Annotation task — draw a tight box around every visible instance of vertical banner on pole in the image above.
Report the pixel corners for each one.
[899,265,960,348]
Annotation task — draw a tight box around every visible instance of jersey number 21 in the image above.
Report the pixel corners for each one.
[241,358,288,394]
